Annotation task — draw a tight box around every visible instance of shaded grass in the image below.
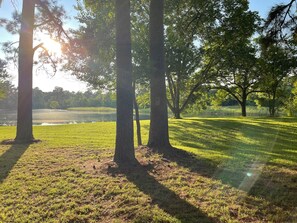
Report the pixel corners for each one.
[0,117,297,222]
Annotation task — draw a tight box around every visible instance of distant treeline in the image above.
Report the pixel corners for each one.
[0,86,116,110]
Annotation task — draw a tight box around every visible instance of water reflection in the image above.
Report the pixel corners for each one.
[0,109,150,126]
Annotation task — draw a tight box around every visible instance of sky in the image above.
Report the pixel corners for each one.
[0,0,287,92]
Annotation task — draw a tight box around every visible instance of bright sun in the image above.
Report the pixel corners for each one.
[37,34,62,56]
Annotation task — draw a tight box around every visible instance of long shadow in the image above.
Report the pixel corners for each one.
[151,118,297,208]
[108,162,215,223]
[0,143,30,183]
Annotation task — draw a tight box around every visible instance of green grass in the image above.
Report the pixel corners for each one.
[67,107,116,112]
[1,117,297,222]
[184,106,271,117]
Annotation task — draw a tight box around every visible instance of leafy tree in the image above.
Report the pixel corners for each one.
[204,0,260,117]
[0,84,17,109]
[0,59,9,100]
[283,79,297,116]
[32,87,46,109]
[147,0,172,151]
[63,0,115,90]
[113,0,136,165]
[164,5,202,119]
[49,100,59,109]
[257,44,297,116]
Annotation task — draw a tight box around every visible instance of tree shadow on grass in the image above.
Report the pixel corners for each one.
[160,118,297,208]
[0,143,30,183]
[108,162,215,223]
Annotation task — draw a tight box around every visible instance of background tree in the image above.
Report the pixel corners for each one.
[0,59,10,100]
[204,0,260,117]
[164,3,202,119]
[63,0,115,90]
[283,79,297,116]
[257,44,297,116]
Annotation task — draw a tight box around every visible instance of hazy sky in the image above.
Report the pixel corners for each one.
[0,0,287,92]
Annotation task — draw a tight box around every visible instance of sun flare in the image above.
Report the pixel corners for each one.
[37,34,62,56]
[43,39,62,56]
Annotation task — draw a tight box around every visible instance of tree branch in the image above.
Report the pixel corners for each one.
[33,42,44,52]
[36,0,71,41]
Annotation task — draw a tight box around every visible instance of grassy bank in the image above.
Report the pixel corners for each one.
[67,107,116,112]
[184,106,271,117]
[0,118,297,222]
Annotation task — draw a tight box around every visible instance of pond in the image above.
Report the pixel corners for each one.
[0,109,150,126]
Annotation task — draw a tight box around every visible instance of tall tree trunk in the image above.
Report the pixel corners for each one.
[174,76,181,119]
[148,0,171,152]
[241,92,247,117]
[241,103,247,117]
[114,0,136,165]
[174,109,181,119]
[15,0,35,143]
[133,81,142,146]
[270,91,277,117]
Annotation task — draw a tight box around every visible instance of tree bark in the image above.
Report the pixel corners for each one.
[241,103,247,117]
[148,0,171,152]
[241,91,247,117]
[114,0,136,165]
[15,0,35,143]
[133,81,142,146]
[174,75,181,119]
[173,109,182,119]
[269,90,277,117]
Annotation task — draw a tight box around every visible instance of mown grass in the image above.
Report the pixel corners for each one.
[184,106,271,117]
[0,117,297,222]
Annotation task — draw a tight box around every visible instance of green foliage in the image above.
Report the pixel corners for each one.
[1,1,67,73]
[63,0,115,89]
[256,44,297,116]
[0,59,10,100]
[0,87,117,110]
[262,0,297,46]
[201,0,260,116]
[283,80,297,116]
[64,0,151,89]
[211,90,229,108]
[48,100,59,109]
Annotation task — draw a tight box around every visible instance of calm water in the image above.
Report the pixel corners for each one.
[0,109,149,126]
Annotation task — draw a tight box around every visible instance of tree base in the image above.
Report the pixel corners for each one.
[147,142,174,154]
[113,156,138,168]
[1,139,41,145]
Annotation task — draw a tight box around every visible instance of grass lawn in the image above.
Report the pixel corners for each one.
[184,106,271,117]
[0,117,297,222]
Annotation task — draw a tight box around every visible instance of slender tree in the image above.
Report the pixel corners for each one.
[114,0,136,164]
[14,0,36,143]
[1,0,68,143]
[148,0,171,152]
